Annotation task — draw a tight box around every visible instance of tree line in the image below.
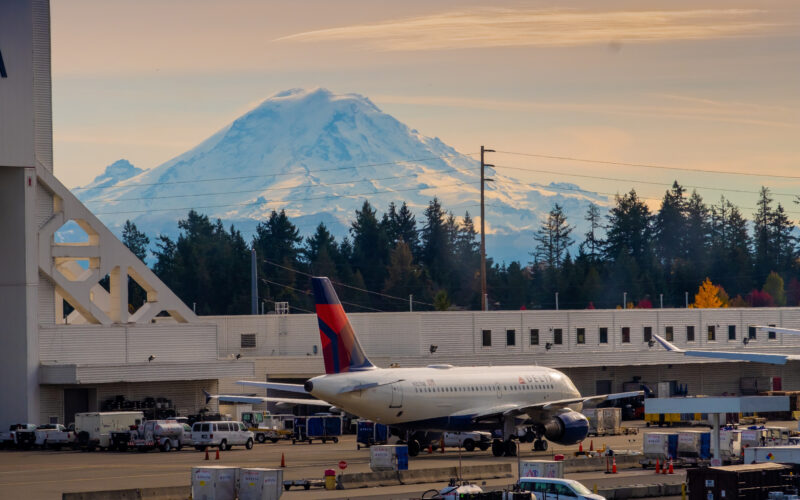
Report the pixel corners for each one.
[119,182,800,315]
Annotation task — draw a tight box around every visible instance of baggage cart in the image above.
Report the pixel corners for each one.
[291,415,342,444]
[356,420,389,449]
[640,432,679,468]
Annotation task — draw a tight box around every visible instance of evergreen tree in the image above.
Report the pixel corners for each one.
[753,187,774,280]
[533,203,573,269]
[385,202,420,256]
[252,210,303,307]
[383,241,430,310]
[122,220,150,262]
[654,181,686,268]
[421,198,453,286]
[350,200,390,305]
[604,189,654,273]
[580,203,604,262]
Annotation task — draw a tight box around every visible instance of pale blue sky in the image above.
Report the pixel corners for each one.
[51,0,799,215]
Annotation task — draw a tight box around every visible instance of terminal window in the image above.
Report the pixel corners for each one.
[576,328,586,344]
[643,326,652,343]
[769,324,776,340]
[553,328,563,345]
[708,325,716,341]
[748,326,757,340]
[621,327,630,343]
[665,326,674,341]
[240,333,256,349]
[530,329,539,345]
[506,329,516,346]
[482,329,492,346]
[728,325,736,340]
[687,325,695,342]
[599,327,608,344]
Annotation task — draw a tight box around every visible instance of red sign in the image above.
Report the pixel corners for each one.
[338,460,347,470]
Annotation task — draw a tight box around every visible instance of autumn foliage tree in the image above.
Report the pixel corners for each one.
[692,278,726,308]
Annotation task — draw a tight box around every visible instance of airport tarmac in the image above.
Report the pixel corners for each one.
[0,420,772,499]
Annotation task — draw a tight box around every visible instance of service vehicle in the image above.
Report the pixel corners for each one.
[240,411,293,443]
[191,421,254,450]
[119,419,186,452]
[74,411,143,451]
[180,423,193,447]
[0,423,37,449]
[291,415,342,444]
[444,431,491,452]
[34,424,76,450]
[517,477,605,500]
[356,419,389,449]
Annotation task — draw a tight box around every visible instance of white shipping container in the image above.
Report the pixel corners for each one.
[237,468,283,500]
[583,407,621,435]
[741,429,767,449]
[370,445,407,471]
[191,466,237,500]
[643,432,677,459]
[518,460,564,479]
[744,446,800,465]
[719,429,742,461]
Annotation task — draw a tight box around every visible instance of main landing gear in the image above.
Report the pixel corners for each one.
[491,438,518,457]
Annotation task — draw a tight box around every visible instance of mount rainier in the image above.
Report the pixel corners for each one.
[74,88,609,264]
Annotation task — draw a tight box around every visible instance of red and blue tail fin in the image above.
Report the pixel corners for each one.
[312,277,375,374]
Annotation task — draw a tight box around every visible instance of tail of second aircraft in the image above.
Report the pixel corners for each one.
[312,277,375,374]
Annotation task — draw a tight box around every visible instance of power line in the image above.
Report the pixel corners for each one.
[73,153,478,192]
[93,182,476,216]
[261,258,436,308]
[495,150,800,181]
[260,277,383,312]
[82,166,479,204]
[494,164,800,199]
[260,297,315,314]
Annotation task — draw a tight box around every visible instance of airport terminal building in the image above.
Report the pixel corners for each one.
[3,0,800,429]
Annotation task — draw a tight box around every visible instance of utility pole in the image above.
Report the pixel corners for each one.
[480,145,494,312]
[251,248,258,315]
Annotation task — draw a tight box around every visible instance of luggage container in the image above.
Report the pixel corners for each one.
[584,408,621,436]
[518,460,565,479]
[719,429,743,464]
[742,429,768,449]
[300,415,341,444]
[356,420,389,449]
[370,445,409,471]
[686,463,790,500]
[744,446,800,465]
[191,466,237,500]
[641,432,679,467]
[678,430,712,463]
[237,468,283,500]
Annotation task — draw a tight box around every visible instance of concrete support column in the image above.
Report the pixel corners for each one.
[710,413,720,460]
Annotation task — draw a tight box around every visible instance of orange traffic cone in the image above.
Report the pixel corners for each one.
[668,458,674,474]
[427,444,433,454]
[655,459,660,474]
[579,442,584,453]
[612,457,617,474]
[215,449,220,460]
[589,440,594,452]
[280,453,286,468]
[204,448,209,460]
[440,437,445,454]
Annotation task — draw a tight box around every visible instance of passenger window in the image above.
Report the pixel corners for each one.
[239,423,246,431]
[554,484,577,497]
[201,423,209,432]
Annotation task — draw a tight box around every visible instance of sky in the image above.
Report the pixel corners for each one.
[51,0,799,217]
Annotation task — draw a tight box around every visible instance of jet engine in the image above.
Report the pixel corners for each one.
[542,411,589,445]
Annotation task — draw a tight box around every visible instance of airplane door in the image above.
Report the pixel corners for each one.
[390,384,403,408]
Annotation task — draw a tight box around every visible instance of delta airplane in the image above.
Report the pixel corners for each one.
[213,277,640,457]
[653,326,800,365]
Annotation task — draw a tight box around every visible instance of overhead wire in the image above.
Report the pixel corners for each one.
[260,257,436,308]
[73,152,479,192]
[260,277,383,312]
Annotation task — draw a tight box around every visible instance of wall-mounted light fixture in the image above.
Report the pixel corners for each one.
[429,345,438,354]
[545,342,553,351]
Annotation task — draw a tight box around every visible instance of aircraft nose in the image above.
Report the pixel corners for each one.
[304,381,314,393]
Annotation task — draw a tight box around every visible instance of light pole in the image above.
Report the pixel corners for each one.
[480,146,494,312]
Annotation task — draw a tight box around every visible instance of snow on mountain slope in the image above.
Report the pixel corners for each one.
[74,88,609,263]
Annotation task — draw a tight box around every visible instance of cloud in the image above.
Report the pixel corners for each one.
[278,8,790,51]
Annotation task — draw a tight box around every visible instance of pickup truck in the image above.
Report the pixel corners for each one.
[444,431,492,452]
[0,424,38,450]
[34,424,76,450]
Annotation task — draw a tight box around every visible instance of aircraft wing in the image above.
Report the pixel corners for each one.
[465,391,644,422]
[653,334,800,365]
[236,381,307,393]
[203,390,331,407]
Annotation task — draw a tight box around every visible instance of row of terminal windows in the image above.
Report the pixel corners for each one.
[481,324,778,347]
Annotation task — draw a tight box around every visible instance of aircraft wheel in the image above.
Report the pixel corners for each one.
[408,439,421,457]
[491,439,504,457]
[463,439,475,452]
[504,440,517,457]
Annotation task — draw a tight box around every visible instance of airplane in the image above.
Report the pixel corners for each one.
[214,277,641,457]
[652,326,800,365]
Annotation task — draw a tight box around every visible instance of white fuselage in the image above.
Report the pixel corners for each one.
[307,364,581,429]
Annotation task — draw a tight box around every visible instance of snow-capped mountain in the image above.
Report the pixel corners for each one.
[74,88,609,263]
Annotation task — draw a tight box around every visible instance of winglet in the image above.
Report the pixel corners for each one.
[203,389,213,405]
[653,334,683,353]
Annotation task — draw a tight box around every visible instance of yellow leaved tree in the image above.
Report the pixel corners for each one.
[691,278,727,308]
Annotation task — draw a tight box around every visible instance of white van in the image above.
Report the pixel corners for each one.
[518,477,605,500]
[191,421,254,451]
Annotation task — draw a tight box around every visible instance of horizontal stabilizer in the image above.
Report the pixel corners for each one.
[653,334,800,365]
[236,380,307,393]
[205,392,332,407]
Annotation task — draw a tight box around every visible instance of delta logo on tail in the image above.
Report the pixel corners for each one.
[312,277,375,374]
